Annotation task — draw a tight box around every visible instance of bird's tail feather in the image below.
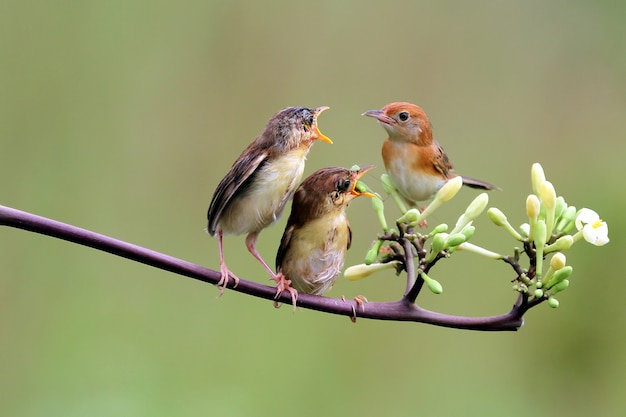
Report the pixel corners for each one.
[461,176,501,191]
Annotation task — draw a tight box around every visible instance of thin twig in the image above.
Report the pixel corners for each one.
[0,204,525,331]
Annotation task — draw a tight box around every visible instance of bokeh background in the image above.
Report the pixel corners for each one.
[1,1,624,416]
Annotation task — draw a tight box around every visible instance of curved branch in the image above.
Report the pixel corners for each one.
[0,204,524,331]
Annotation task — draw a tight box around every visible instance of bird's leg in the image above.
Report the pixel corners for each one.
[245,232,278,277]
[271,272,298,311]
[216,229,239,296]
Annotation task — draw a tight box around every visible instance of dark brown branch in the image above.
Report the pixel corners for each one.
[0,204,524,331]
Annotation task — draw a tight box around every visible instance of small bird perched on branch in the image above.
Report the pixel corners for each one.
[274,166,375,308]
[207,106,332,294]
[363,102,499,205]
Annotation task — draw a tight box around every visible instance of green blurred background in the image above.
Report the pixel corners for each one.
[1,1,624,416]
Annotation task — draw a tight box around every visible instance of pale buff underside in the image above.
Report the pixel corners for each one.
[280,212,349,295]
[219,148,307,235]
[384,140,445,202]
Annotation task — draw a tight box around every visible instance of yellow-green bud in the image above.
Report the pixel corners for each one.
[544,265,573,289]
[556,205,577,233]
[550,279,569,295]
[550,252,566,270]
[487,207,508,227]
[428,223,449,237]
[436,176,463,203]
[426,233,447,263]
[398,208,420,224]
[350,164,361,171]
[460,225,475,240]
[547,296,559,308]
[465,193,489,221]
[445,233,467,249]
[534,289,544,298]
[519,223,530,237]
[531,163,546,196]
[555,196,567,220]
[344,261,402,281]
[420,271,443,294]
[364,240,384,265]
[544,235,574,254]
[526,194,541,220]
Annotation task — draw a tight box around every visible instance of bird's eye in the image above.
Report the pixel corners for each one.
[303,114,314,127]
[398,111,410,122]
[338,179,352,192]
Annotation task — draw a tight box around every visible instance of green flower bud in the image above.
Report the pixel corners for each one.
[364,240,384,265]
[370,196,388,232]
[534,289,544,298]
[456,242,503,260]
[544,265,573,289]
[548,296,559,308]
[398,208,420,224]
[531,163,546,196]
[460,225,475,240]
[550,279,569,295]
[426,233,447,263]
[445,233,467,249]
[544,235,574,254]
[556,205,577,233]
[519,223,530,238]
[428,223,449,238]
[488,207,508,226]
[555,196,567,220]
[420,271,443,294]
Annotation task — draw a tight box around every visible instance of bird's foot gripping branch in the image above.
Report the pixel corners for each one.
[347,162,609,322]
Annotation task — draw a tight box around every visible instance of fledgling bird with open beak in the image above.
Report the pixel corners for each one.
[363,102,499,205]
[274,166,376,308]
[207,106,332,294]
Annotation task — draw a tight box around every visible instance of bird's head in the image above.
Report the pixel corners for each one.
[363,102,433,145]
[265,106,333,151]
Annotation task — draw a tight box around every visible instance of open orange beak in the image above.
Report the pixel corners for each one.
[313,106,333,144]
[351,165,376,198]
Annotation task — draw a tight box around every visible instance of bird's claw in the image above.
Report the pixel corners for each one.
[272,273,298,311]
[341,295,368,323]
[216,265,239,297]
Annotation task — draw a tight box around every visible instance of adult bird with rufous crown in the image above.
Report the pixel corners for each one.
[363,102,499,207]
[207,106,332,295]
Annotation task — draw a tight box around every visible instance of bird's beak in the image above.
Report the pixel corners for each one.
[362,109,395,126]
[313,106,333,144]
[351,165,376,198]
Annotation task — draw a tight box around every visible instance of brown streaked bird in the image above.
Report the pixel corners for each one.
[363,102,499,205]
[207,106,332,294]
[274,166,375,307]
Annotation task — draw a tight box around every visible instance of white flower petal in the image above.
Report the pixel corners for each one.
[582,222,610,246]
[575,208,600,231]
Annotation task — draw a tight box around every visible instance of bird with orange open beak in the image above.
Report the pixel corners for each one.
[274,166,376,308]
[363,102,499,206]
[207,106,332,294]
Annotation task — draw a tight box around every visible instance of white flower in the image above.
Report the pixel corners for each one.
[575,208,609,246]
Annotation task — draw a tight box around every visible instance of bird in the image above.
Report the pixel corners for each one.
[274,165,375,308]
[363,102,499,205]
[207,106,332,294]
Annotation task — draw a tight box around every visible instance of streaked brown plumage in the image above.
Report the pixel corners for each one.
[207,106,332,294]
[274,166,375,307]
[363,102,499,205]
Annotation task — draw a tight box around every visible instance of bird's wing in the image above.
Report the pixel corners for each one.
[432,141,455,179]
[206,147,269,235]
[346,223,352,251]
[275,222,296,270]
